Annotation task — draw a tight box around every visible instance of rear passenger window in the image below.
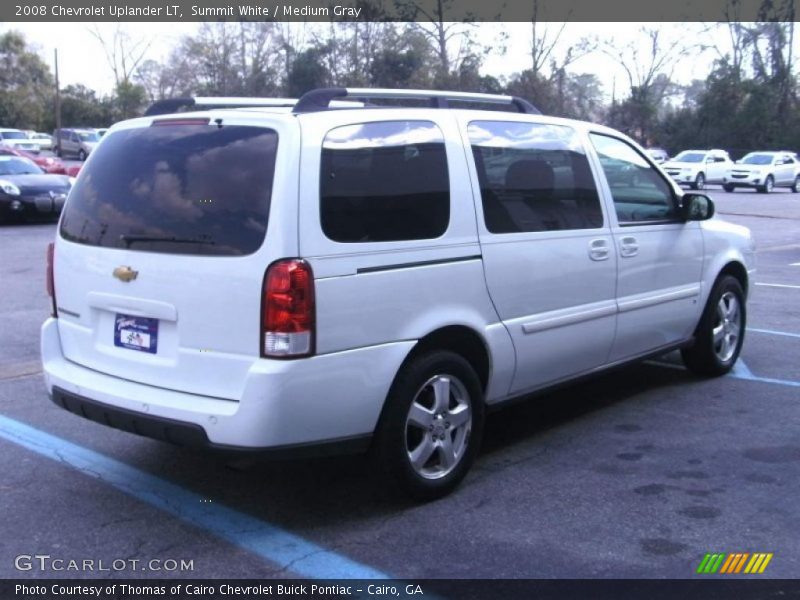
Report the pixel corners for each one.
[468,121,603,234]
[589,133,679,224]
[320,120,449,243]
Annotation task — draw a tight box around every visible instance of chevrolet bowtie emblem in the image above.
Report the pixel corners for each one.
[113,266,138,282]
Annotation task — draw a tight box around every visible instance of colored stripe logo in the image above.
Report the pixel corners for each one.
[697,552,773,574]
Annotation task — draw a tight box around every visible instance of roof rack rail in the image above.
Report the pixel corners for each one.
[144,96,298,117]
[293,87,540,115]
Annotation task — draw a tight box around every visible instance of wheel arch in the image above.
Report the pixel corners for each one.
[401,325,492,394]
[717,260,749,298]
[370,324,494,443]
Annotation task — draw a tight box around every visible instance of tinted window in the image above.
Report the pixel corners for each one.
[468,121,603,233]
[590,134,678,223]
[60,124,278,256]
[320,120,449,243]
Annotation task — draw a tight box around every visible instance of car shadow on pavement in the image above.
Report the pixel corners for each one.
[123,360,699,524]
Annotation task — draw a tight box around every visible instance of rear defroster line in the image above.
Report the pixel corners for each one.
[0,414,389,579]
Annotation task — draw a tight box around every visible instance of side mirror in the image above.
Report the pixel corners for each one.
[681,193,715,221]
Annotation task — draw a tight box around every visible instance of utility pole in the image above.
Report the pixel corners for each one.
[54,48,62,157]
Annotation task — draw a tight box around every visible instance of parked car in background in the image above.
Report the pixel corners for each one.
[0,147,67,174]
[96,128,109,137]
[0,128,41,153]
[29,132,54,151]
[0,156,72,222]
[724,151,800,193]
[43,89,755,499]
[662,149,732,190]
[646,147,669,163]
[52,128,100,161]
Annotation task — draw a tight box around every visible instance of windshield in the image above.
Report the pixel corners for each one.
[60,124,278,256]
[78,131,100,142]
[740,154,774,165]
[1,131,28,140]
[673,152,705,163]
[0,157,44,175]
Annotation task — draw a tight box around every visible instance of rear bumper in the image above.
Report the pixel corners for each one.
[41,318,414,452]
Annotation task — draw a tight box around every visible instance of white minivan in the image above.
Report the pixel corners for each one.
[42,88,756,499]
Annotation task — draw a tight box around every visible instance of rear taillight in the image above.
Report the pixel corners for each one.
[261,259,315,358]
[46,242,57,318]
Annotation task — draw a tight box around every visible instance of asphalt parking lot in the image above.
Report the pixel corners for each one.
[0,189,798,580]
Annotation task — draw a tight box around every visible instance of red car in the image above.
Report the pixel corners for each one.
[65,164,81,177]
[0,147,66,174]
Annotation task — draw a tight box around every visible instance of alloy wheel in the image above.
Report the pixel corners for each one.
[405,374,472,480]
[712,291,741,363]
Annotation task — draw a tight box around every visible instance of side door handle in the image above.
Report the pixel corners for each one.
[588,239,610,261]
[620,236,639,257]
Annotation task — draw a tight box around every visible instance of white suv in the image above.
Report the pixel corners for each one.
[662,149,733,190]
[42,88,755,499]
[723,151,800,193]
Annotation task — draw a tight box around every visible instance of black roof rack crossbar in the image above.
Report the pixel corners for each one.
[293,87,541,115]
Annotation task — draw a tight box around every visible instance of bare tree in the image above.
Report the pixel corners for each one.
[530,0,596,78]
[398,0,483,84]
[89,25,152,86]
[602,26,702,107]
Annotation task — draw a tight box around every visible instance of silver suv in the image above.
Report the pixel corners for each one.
[52,128,100,161]
[43,88,756,499]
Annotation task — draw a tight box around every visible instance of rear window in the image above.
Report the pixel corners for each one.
[60,124,278,256]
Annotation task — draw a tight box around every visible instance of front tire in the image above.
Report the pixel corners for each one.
[723,184,735,193]
[692,173,705,190]
[78,149,87,161]
[758,175,774,194]
[681,275,746,377]
[373,350,484,501]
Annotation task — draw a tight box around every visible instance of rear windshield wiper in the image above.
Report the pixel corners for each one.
[119,234,216,248]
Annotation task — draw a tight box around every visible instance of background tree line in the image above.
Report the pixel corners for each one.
[0,0,797,157]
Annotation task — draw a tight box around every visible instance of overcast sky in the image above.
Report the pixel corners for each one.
[2,22,795,99]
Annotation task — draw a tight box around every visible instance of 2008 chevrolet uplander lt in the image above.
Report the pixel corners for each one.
[42,88,755,499]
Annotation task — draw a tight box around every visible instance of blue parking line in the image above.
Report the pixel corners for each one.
[0,414,389,579]
[748,327,800,339]
[728,359,800,388]
[646,358,800,389]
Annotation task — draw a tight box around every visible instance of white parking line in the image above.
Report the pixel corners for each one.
[790,262,800,267]
[755,282,800,289]
[748,328,800,339]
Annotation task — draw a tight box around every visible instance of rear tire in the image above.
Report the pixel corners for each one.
[723,184,735,193]
[791,175,800,193]
[78,149,87,161]
[372,350,484,501]
[681,275,746,377]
